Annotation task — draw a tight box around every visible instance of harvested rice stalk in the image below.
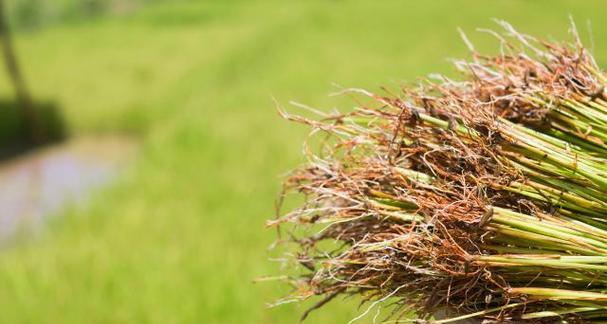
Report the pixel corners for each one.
[271,24,607,323]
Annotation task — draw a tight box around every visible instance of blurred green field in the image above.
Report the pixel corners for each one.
[0,1,606,323]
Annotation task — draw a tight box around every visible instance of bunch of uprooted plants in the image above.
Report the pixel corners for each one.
[270,23,607,322]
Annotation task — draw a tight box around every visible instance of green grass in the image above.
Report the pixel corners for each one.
[0,0,607,322]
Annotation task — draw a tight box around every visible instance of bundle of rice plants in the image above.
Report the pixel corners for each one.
[271,22,607,323]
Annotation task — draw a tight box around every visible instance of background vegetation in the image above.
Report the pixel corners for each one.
[0,0,605,323]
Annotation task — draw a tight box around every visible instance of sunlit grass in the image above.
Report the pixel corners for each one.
[0,0,605,322]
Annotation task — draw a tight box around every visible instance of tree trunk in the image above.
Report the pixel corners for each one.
[0,0,44,143]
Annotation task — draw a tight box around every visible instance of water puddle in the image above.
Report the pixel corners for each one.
[0,136,137,240]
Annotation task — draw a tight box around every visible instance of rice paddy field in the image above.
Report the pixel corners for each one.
[0,0,606,323]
